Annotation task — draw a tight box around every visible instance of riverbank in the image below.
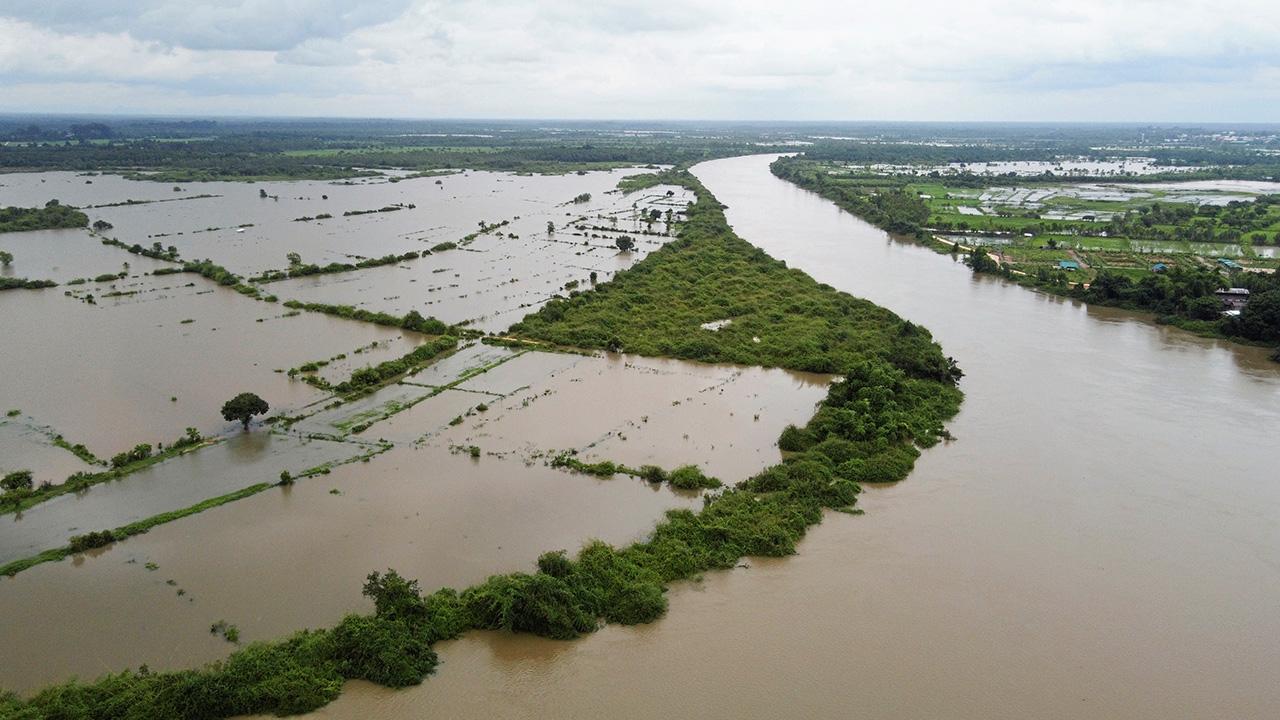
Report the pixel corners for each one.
[771,156,1280,359]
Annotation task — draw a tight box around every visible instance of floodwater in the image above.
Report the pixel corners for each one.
[0,228,170,282]
[269,186,690,332]
[0,169,685,278]
[0,349,822,693]
[305,155,1280,719]
[439,351,831,483]
[0,273,417,481]
[0,432,363,565]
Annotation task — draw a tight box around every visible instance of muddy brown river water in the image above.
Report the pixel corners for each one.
[292,155,1280,719]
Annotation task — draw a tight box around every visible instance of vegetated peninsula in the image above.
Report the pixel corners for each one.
[0,169,962,718]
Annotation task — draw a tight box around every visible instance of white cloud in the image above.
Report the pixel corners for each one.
[0,0,1277,120]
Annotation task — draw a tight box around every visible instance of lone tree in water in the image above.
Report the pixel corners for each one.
[221,392,269,430]
[615,236,635,252]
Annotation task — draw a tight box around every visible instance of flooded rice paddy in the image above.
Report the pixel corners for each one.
[0,168,689,481]
[0,272,415,482]
[0,347,823,693]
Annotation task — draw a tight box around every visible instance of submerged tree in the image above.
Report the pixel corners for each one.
[615,236,635,252]
[0,250,11,266]
[221,392,270,430]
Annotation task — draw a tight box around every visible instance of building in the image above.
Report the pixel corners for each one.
[1217,258,1243,271]
[1151,262,1168,273]
[1215,287,1251,310]
[1058,260,1080,271]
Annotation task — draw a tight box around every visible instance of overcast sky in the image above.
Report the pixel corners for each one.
[1,0,1277,121]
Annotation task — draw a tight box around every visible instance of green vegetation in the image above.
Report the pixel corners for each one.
[512,169,962,383]
[342,203,414,217]
[332,336,458,395]
[99,237,181,262]
[0,201,88,233]
[280,300,453,335]
[550,453,722,490]
[0,276,57,291]
[221,392,270,429]
[250,251,422,283]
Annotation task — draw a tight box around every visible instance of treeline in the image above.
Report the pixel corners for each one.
[0,202,89,233]
[250,251,422,283]
[0,132,759,180]
[0,277,57,291]
[1101,196,1280,244]
[1076,266,1280,349]
[280,301,452,335]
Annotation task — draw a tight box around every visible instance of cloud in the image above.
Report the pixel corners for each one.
[0,0,1278,121]
[0,0,415,51]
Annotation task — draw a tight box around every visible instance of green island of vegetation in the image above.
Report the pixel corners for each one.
[771,156,1280,358]
[0,202,88,233]
[0,167,962,718]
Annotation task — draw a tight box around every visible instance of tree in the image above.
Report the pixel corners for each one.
[615,236,635,252]
[1236,289,1280,342]
[0,250,11,266]
[2,470,33,492]
[221,392,269,429]
[546,221,555,235]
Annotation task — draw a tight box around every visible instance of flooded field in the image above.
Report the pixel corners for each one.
[269,186,689,331]
[293,155,1280,719]
[0,346,823,693]
[0,228,170,282]
[845,157,1198,177]
[436,352,831,482]
[0,169,687,279]
[0,274,415,482]
[0,168,690,479]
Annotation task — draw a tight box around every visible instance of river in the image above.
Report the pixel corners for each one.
[299,154,1280,719]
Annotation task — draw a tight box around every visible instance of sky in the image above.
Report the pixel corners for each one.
[0,0,1277,122]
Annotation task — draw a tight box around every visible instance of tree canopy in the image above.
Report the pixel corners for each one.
[221,392,269,429]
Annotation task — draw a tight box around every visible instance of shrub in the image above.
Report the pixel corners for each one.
[68,530,116,552]
[667,465,720,489]
[330,614,438,687]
